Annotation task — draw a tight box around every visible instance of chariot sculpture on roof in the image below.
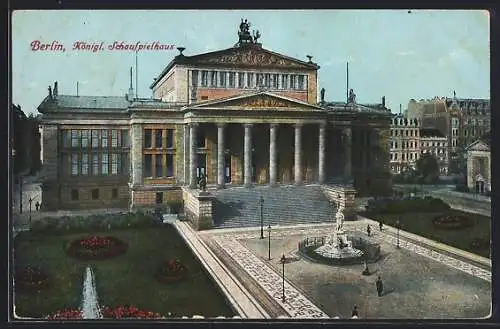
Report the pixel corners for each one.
[238,19,261,45]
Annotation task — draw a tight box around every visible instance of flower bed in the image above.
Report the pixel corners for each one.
[432,214,473,230]
[15,266,50,293]
[154,259,190,284]
[46,306,163,320]
[66,236,128,260]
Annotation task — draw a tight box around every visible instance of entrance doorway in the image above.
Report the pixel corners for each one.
[156,192,163,204]
[224,154,231,183]
[475,180,485,194]
[196,153,207,179]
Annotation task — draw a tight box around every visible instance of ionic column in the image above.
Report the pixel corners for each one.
[269,123,278,186]
[244,123,253,187]
[294,123,303,185]
[217,123,226,188]
[318,122,326,184]
[189,123,198,189]
[343,127,352,182]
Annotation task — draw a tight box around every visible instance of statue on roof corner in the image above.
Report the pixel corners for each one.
[348,88,356,104]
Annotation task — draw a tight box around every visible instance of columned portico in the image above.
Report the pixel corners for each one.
[189,123,198,188]
[269,123,278,186]
[243,123,253,187]
[343,127,352,181]
[294,123,303,185]
[217,123,226,188]
[318,122,326,184]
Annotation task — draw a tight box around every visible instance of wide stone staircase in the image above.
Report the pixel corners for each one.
[212,184,335,229]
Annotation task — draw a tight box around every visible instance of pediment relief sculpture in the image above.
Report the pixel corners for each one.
[226,95,295,108]
[198,49,304,68]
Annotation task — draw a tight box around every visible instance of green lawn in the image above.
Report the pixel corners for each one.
[14,226,235,318]
[361,210,491,258]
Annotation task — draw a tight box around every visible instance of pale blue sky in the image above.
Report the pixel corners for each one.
[12,10,490,115]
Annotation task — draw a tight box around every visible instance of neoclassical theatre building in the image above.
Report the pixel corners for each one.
[38,21,392,213]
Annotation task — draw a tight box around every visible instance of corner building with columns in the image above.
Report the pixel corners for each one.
[38,22,392,212]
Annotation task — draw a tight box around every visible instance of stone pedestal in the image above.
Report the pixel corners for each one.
[182,187,215,230]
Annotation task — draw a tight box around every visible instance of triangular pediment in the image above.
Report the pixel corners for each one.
[466,140,490,152]
[185,46,317,70]
[189,92,323,111]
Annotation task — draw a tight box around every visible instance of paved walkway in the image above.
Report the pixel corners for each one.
[173,221,270,319]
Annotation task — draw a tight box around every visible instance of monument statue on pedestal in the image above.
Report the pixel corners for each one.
[348,88,356,104]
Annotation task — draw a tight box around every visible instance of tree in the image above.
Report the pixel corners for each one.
[416,153,440,182]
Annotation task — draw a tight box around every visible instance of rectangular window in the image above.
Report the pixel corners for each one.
[91,188,99,200]
[290,75,297,89]
[247,72,254,88]
[166,129,174,148]
[71,130,80,148]
[121,130,129,147]
[156,192,163,204]
[121,153,129,174]
[257,73,264,87]
[112,188,118,199]
[101,130,108,148]
[197,130,206,148]
[102,152,109,175]
[281,75,288,89]
[63,130,71,148]
[91,130,100,148]
[82,152,89,175]
[298,75,305,90]
[155,130,163,148]
[219,71,226,87]
[144,154,152,177]
[264,73,271,87]
[71,189,79,201]
[238,72,245,88]
[210,71,217,87]
[81,130,89,148]
[71,153,79,176]
[111,153,119,175]
[154,154,163,177]
[111,130,119,147]
[272,74,279,89]
[166,154,174,177]
[228,72,235,88]
[92,152,99,175]
[201,71,208,87]
[144,129,152,148]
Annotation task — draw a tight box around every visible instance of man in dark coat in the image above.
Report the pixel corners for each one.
[379,220,383,231]
[367,224,371,236]
[376,275,384,297]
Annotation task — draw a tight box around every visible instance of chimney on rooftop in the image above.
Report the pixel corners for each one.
[53,81,58,97]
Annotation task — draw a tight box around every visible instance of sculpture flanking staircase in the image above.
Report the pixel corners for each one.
[212,184,335,229]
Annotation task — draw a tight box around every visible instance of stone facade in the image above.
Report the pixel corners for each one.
[37,20,393,213]
[466,137,491,194]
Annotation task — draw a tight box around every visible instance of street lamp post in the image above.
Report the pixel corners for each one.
[396,219,401,249]
[28,197,33,229]
[267,225,271,260]
[280,254,286,302]
[260,196,264,239]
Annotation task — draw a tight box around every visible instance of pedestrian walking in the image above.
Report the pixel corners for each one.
[379,220,383,231]
[367,224,371,236]
[351,305,359,318]
[35,201,40,211]
[376,275,384,297]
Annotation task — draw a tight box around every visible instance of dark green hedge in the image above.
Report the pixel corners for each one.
[30,212,158,235]
[365,197,450,214]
